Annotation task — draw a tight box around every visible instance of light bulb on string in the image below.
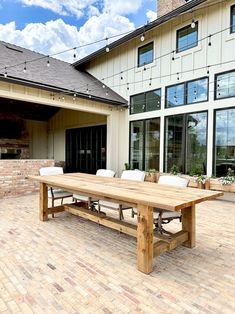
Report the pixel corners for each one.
[105,38,110,52]
[120,72,123,80]
[4,67,7,78]
[191,19,196,29]
[149,77,152,87]
[207,66,210,75]
[47,56,50,67]
[127,83,130,91]
[140,33,145,42]
[172,50,175,61]
[208,34,212,46]
[23,62,27,73]
[73,48,77,59]
[177,72,179,80]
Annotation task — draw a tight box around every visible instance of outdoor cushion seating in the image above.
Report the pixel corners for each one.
[73,169,115,209]
[132,175,189,234]
[39,166,73,217]
[98,170,145,220]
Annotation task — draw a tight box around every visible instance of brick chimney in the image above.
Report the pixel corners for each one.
[157,0,186,17]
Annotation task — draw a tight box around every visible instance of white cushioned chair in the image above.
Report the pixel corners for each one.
[153,175,189,234]
[132,175,189,234]
[39,167,73,217]
[73,169,115,209]
[98,170,145,220]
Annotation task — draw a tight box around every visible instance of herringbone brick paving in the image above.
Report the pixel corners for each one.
[0,194,234,313]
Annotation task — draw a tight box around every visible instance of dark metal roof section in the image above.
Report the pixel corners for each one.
[74,0,208,68]
[0,41,127,106]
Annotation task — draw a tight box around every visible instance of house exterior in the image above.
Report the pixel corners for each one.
[0,0,235,191]
[74,0,235,178]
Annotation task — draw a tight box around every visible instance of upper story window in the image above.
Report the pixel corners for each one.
[138,42,154,67]
[166,83,185,108]
[231,5,235,33]
[176,22,198,53]
[130,89,161,114]
[166,77,209,108]
[187,77,208,104]
[215,70,235,99]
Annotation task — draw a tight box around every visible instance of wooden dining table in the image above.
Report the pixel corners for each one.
[29,172,223,274]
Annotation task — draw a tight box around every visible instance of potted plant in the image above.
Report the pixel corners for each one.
[209,168,235,192]
[170,164,180,176]
[145,168,157,182]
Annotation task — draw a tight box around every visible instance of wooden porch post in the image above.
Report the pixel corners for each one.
[182,204,196,248]
[137,204,153,274]
[40,182,48,221]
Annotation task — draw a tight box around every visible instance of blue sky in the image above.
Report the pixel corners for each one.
[0,0,157,62]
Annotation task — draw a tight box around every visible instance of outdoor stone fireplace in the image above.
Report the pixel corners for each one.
[0,113,30,159]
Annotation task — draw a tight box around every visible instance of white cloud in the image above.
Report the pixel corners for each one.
[0,15,135,62]
[146,10,157,22]
[18,0,98,19]
[103,0,143,15]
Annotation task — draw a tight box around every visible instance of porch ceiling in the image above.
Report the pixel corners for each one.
[0,97,60,121]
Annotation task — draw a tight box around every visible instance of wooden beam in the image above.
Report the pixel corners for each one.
[47,205,65,215]
[137,205,153,274]
[64,205,137,237]
[39,182,48,221]
[182,205,195,248]
[153,231,189,257]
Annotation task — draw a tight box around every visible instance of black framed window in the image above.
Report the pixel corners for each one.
[166,83,185,108]
[138,42,153,67]
[130,89,161,114]
[164,111,207,174]
[130,118,160,171]
[215,70,235,99]
[231,5,235,33]
[187,77,208,104]
[214,108,235,177]
[176,22,198,53]
[166,77,209,108]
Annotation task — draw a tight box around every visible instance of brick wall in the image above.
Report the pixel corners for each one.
[0,159,55,198]
[157,0,185,17]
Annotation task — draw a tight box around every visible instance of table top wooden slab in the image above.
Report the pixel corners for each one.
[29,173,223,211]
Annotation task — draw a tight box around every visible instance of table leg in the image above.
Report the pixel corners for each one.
[182,205,195,248]
[40,182,48,221]
[137,205,153,274]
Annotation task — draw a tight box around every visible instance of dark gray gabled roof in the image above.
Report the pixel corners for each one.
[0,41,127,106]
[74,0,207,68]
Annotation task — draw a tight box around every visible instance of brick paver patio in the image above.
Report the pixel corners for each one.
[0,193,234,313]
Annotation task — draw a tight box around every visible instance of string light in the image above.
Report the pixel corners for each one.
[105,38,110,53]
[191,18,196,29]
[73,48,77,59]
[23,62,27,73]
[140,33,145,42]
[47,57,50,67]
[120,72,123,80]
[177,72,180,80]
[172,50,175,61]
[208,34,212,46]
[149,78,152,86]
[4,67,7,78]
[207,66,210,74]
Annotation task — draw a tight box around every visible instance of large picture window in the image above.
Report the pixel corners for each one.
[164,111,207,174]
[176,22,198,53]
[215,70,235,99]
[130,89,161,114]
[214,108,235,177]
[166,77,208,108]
[138,42,154,67]
[130,118,160,171]
[231,5,235,33]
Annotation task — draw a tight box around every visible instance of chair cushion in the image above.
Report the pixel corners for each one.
[158,175,188,187]
[96,169,115,177]
[99,200,120,209]
[49,190,72,199]
[121,170,145,181]
[73,194,91,202]
[153,208,181,219]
